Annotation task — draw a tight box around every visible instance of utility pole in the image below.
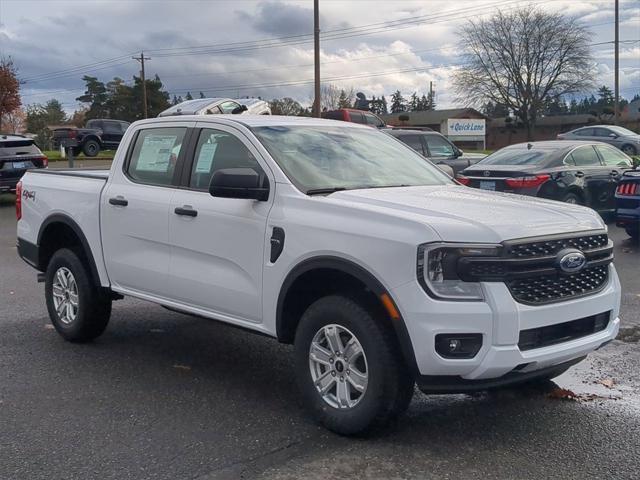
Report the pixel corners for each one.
[614,0,619,125]
[429,81,434,110]
[133,52,151,119]
[313,0,321,117]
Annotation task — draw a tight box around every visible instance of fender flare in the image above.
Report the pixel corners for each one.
[37,213,102,286]
[276,255,419,374]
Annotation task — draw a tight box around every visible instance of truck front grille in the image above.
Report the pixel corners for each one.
[507,265,609,305]
[458,232,613,305]
[518,311,610,351]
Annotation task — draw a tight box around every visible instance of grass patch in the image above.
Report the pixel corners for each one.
[43,150,116,161]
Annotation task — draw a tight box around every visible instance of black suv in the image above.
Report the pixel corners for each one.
[0,135,48,193]
[386,129,485,175]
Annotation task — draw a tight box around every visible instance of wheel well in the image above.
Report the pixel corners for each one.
[38,221,98,285]
[565,187,585,203]
[277,267,385,344]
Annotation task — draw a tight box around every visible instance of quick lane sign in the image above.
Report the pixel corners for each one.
[447,119,486,136]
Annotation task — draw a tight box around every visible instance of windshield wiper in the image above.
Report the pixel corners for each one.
[306,187,347,196]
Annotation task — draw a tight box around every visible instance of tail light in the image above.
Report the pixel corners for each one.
[505,174,550,189]
[16,181,22,221]
[456,175,471,186]
[617,182,638,196]
[37,155,48,168]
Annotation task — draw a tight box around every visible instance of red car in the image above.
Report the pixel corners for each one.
[322,109,386,128]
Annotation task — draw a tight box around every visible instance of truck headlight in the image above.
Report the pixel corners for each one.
[417,243,501,301]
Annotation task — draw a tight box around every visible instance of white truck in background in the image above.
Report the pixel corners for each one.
[17,115,620,434]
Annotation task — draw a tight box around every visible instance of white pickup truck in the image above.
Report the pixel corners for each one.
[17,115,621,435]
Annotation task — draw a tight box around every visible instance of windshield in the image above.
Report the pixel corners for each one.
[478,148,549,166]
[609,126,637,136]
[252,126,451,193]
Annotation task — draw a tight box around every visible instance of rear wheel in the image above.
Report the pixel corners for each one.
[562,192,583,205]
[45,248,111,342]
[82,139,100,157]
[294,295,414,435]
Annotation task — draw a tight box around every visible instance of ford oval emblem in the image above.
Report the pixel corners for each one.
[557,248,587,274]
[483,170,491,177]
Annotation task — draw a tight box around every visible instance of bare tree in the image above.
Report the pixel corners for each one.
[453,6,594,139]
[269,97,304,116]
[315,84,354,111]
[1,108,26,134]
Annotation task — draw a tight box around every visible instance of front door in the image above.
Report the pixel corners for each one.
[595,144,634,210]
[168,126,273,323]
[101,124,190,297]
[567,145,612,211]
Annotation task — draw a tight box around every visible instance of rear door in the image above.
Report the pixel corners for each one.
[101,123,192,298]
[566,145,612,210]
[101,120,123,148]
[167,125,273,323]
[396,134,426,156]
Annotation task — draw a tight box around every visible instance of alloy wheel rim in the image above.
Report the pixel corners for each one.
[52,267,79,325]
[309,324,368,409]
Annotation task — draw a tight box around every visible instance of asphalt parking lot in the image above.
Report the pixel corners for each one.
[1,194,639,480]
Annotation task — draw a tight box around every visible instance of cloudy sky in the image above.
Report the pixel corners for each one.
[1,0,638,113]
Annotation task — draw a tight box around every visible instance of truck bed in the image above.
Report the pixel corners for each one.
[17,168,111,285]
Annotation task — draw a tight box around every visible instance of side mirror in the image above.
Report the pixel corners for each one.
[609,133,618,138]
[232,105,249,114]
[209,168,269,201]
[453,147,463,158]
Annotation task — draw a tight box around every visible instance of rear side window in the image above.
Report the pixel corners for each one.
[397,135,424,155]
[574,128,593,136]
[596,145,633,167]
[219,101,240,114]
[126,128,186,186]
[189,129,261,190]
[323,111,344,120]
[103,121,121,134]
[348,112,366,124]
[364,113,384,127]
[569,145,601,166]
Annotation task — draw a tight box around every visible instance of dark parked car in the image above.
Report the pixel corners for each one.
[387,129,485,175]
[322,109,386,128]
[558,125,639,156]
[615,169,640,240]
[53,119,130,157]
[458,140,634,213]
[0,135,48,193]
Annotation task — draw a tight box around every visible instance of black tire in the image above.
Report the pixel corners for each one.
[294,295,414,435]
[82,139,100,157]
[45,248,111,342]
[562,192,583,205]
[621,144,637,156]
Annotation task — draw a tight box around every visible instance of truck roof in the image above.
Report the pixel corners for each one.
[133,114,369,129]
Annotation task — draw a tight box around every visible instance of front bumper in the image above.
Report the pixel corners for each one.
[392,264,621,384]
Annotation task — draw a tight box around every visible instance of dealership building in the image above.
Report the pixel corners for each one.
[380,108,488,150]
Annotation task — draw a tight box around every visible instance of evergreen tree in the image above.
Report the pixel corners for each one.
[199,91,206,99]
[381,95,388,115]
[390,90,407,113]
[185,92,193,100]
[409,92,419,111]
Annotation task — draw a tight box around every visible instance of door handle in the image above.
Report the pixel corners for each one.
[174,206,198,217]
[109,196,128,206]
[574,171,585,178]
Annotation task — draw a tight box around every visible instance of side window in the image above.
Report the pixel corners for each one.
[127,127,186,186]
[119,122,130,133]
[593,128,611,137]
[595,145,633,167]
[569,146,600,166]
[574,128,593,136]
[103,121,120,134]
[398,135,424,155]
[189,129,261,190]
[425,135,455,157]
[219,101,240,114]
[349,112,366,124]
[323,111,343,120]
[364,113,383,127]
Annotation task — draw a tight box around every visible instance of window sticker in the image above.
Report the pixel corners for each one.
[195,143,218,173]
[136,135,178,172]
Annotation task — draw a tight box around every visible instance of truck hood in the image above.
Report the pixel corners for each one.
[329,185,604,243]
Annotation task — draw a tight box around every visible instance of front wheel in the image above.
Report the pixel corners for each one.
[621,144,637,156]
[294,295,414,435]
[45,248,111,342]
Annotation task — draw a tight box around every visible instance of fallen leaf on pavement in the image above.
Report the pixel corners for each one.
[597,378,615,389]
[173,364,191,371]
[547,388,577,400]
